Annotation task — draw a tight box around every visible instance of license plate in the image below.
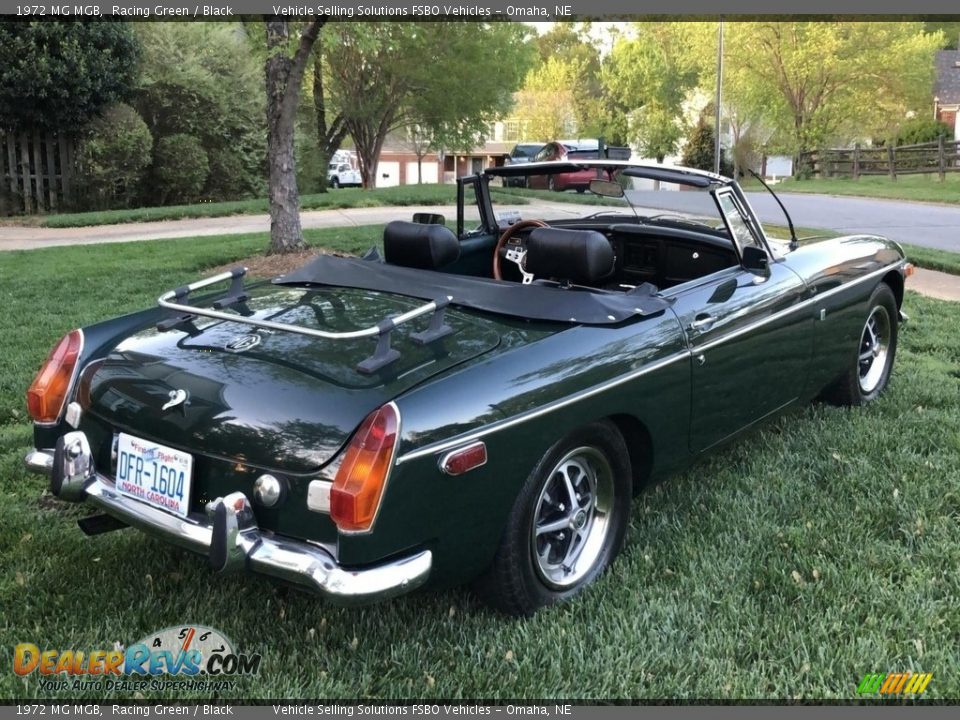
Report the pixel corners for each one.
[115,433,193,517]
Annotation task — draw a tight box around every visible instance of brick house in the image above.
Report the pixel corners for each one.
[373,134,512,187]
[934,50,960,140]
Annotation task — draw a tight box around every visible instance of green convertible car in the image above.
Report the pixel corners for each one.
[24,160,910,616]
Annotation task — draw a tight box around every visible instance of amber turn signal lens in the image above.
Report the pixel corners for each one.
[330,403,399,532]
[26,330,83,424]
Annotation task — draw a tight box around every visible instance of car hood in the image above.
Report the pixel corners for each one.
[79,286,506,473]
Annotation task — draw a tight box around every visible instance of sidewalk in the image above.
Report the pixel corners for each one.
[0,201,592,252]
[908,268,960,302]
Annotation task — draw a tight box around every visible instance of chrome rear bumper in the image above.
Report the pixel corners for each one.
[24,432,431,605]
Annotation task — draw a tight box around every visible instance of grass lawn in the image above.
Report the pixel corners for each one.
[25,185,465,229]
[898,244,960,276]
[4,184,621,230]
[771,173,960,205]
[1,230,959,700]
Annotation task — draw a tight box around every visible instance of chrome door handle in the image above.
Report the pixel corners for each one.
[689,314,716,332]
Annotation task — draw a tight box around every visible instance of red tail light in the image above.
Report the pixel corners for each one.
[330,403,399,532]
[26,330,83,424]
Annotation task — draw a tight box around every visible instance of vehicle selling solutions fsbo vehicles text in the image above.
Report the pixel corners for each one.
[270,5,571,17]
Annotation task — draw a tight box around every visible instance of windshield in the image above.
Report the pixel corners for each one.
[511,144,542,159]
[485,173,731,234]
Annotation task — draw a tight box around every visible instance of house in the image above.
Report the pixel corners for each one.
[373,133,513,187]
[934,50,960,140]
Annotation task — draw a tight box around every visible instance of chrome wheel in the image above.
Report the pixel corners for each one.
[531,446,614,589]
[858,305,891,394]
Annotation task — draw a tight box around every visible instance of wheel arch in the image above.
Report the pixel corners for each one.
[606,413,654,495]
[882,269,904,309]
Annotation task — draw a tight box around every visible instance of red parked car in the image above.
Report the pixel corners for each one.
[526,142,604,193]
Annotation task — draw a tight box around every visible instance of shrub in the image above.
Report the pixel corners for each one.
[151,134,209,205]
[205,148,264,202]
[892,118,952,146]
[134,23,264,202]
[681,120,734,176]
[75,104,152,209]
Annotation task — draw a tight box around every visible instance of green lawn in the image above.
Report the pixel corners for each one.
[5,184,622,230]
[1,230,958,700]
[773,173,960,205]
[10,185,611,228]
[27,185,465,228]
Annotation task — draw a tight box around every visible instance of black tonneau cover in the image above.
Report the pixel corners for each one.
[275,253,670,325]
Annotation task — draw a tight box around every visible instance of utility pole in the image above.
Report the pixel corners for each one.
[714,18,724,175]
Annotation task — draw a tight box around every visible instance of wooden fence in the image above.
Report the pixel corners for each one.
[0,132,75,215]
[798,137,960,181]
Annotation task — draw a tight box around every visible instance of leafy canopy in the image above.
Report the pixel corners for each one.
[723,22,944,154]
[133,22,266,200]
[0,21,139,133]
[326,22,533,186]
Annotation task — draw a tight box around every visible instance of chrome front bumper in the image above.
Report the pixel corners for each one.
[24,432,431,605]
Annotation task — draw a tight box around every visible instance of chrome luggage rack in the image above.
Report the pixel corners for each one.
[157,268,454,374]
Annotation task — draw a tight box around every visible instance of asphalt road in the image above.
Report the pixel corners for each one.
[624,190,960,252]
[1,192,957,253]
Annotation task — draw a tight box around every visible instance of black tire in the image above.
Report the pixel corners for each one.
[330,177,340,189]
[476,421,632,616]
[576,188,585,194]
[822,282,898,406]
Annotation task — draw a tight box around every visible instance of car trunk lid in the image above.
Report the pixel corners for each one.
[81,286,501,474]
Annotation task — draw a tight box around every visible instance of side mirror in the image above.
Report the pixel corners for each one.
[742,245,770,275]
[413,212,445,225]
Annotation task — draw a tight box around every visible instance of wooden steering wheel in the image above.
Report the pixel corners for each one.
[492,219,548,281]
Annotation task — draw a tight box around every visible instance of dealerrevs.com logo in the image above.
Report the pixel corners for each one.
[13,625,261,693]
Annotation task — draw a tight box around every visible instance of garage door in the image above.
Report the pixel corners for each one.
[405,161,439,184]
[376,161,400,188]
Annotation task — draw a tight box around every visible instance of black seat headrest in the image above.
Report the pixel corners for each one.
[383,221,460,270]
[525,228,615,285]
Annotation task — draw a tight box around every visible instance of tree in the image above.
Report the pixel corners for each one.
[326,22,532,188]
[533,23,607,138]
[632,102,683,163]
[0,21,139,132]
[925,21,960,50]
[723,22,943,162]
[134,23,265,203]
[403,125,434,184]
[513,57,579,141]
[310,33,349,193]
[265,19,321,254]
[682,118,732,176]
[603,23,709,161]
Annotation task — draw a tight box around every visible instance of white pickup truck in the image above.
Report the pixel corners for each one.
[327,161,362,188]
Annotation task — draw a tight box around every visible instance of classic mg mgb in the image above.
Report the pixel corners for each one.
[24,160,910,615]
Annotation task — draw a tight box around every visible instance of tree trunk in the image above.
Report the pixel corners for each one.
[265,19,321,255]
[312,52,329,194]
[312,44,348,194]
